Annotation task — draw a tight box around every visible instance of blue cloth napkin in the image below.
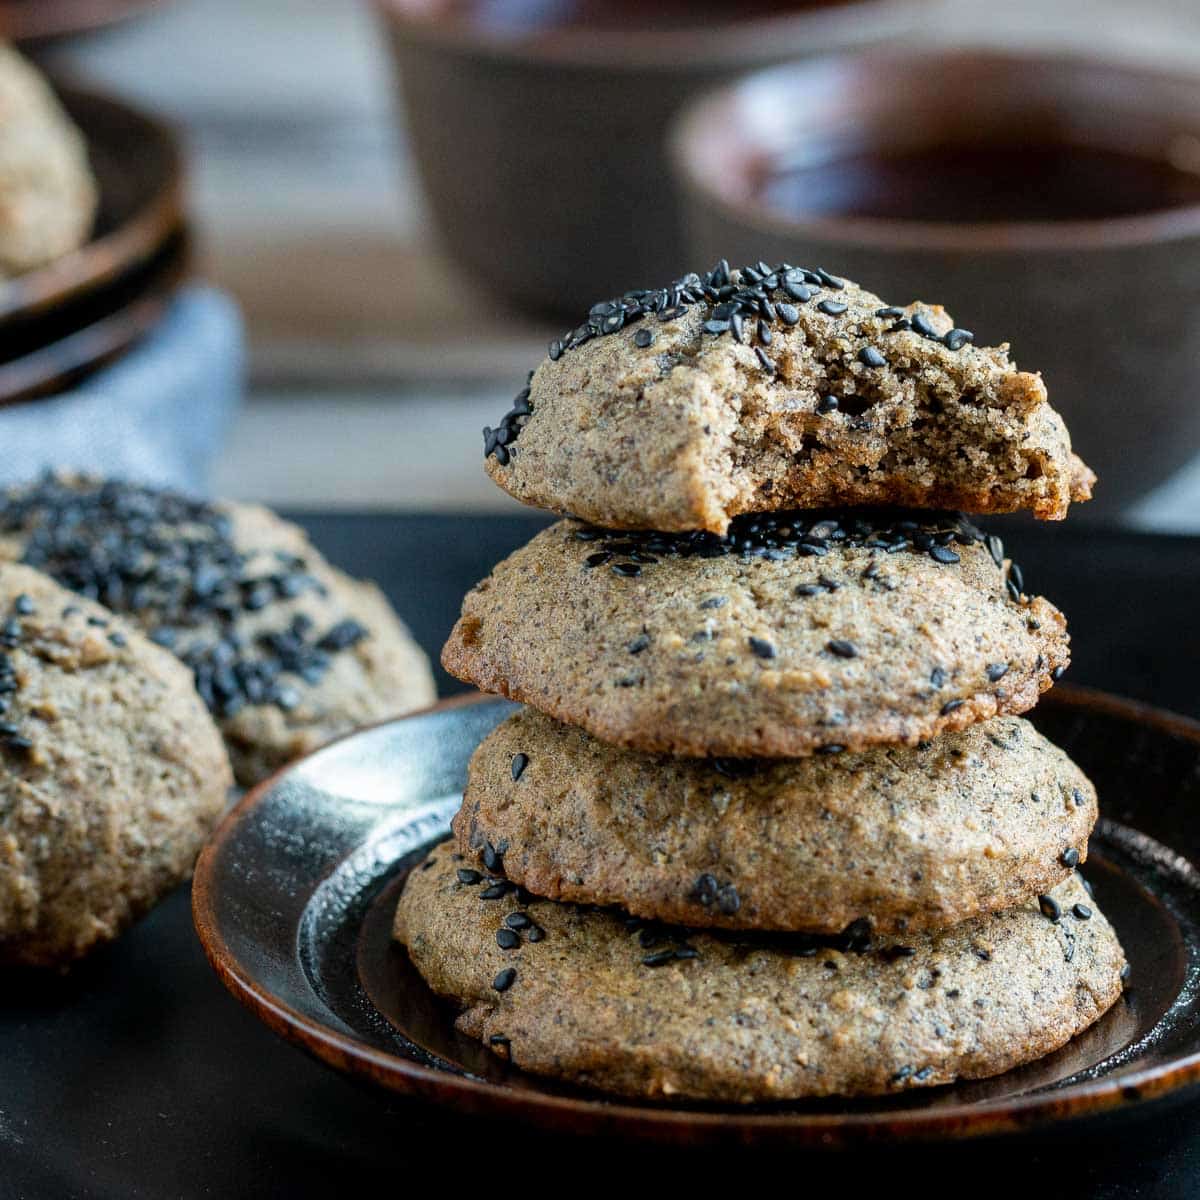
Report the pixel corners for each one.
[0,284,244,495]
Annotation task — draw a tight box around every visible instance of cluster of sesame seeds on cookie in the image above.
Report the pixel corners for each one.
[0,474,370,720]
[571,507,1007,579]
[483,258,975,463]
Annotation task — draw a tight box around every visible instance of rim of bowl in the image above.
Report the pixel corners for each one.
[372,0,929,71]
[670,47,1200,254]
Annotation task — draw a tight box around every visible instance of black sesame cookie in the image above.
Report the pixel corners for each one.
[483,262,1094,535]
[454,709,1097,935]
[0,563,232,968]
[442,511,1068,758]
[396,843,1124,1102]
[0,475,436,785]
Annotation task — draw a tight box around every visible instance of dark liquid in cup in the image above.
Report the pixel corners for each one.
[758,143,1200,223]
[435,0,852,34]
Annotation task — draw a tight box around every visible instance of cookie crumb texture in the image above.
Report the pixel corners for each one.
[0,475,437,785]
[455,709,1097,935]
[0,564,232,968]
[395,845,1125,1102]
[442,514,1069,758]
[485,267,1093,533]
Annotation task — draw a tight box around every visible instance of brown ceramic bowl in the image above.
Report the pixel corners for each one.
[0,0,163,42]
[373,0,927,316]
[194,687,1200,1146]
[672,49,1200,520]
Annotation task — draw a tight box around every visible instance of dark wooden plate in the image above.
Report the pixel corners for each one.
[0,84,183,327]
[193,686,1200,1147]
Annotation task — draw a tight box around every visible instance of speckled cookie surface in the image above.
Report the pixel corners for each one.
[0,563,232,968]
[0,44,97,277]
[484,263,1093,534]
[396,844,1124,1102]
[442,511,1068,758]
[454,709,1096,935]
[0,476,436,785]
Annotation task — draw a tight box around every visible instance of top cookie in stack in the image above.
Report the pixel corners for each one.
[483,261,1093,533]
[397,261,1123,1104]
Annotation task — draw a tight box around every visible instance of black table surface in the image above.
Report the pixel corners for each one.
[4,512,1200,1197]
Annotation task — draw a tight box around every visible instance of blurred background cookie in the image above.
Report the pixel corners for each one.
[0,474,436,783]
[0,561,231,968]
[0,42,96,278]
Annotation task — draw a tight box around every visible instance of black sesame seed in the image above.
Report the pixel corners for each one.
[108,632,127,648]
[1121,963,1132,983]
[1039,895,1062,922]
[777,302,800,325]
[858,347,886,368]
[815,268,844,289]
[910,311,937,338]
[633,328,654,348]
[716,884,741,915]
[641,949,677,968]
[496,928,520,950]
[611,562,642,578]
[817,300,848,316]
[525,924,545,943]
[492,968,517,991]
[754,347,776,374]
[510,753,529,782]
[1061,847,1081,868]
[840,917,872,952]
[505,912,532,930]
[1073,903,1093,920]
[748,637,776,660]
[584,551,614,568]
[457,868,482,885]
[13,594,34,615]
[482,842,503,872]
[940,699,965,715]
[816,743,846,755]
[1052,665,1067,681]
[986,663,1009,682]
[875,306,904,318]
[929,546,960,565]
[826,639,858,659]
[944,328,974,351]
[1072,788,1087,808]
[627,633,651,654]
[816,395,839,415]
[479,884,507,900]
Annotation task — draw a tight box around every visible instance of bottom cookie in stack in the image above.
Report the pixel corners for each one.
[397,847,1121,1103]
[393,710,1126,1103]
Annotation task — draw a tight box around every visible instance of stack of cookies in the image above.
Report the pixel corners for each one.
[396,260,1127,1102]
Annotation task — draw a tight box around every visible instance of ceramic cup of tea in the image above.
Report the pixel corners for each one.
[671,49,1200,519]
[374,0,929,316]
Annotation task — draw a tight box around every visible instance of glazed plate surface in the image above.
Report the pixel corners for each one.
[193,687,1200,1145]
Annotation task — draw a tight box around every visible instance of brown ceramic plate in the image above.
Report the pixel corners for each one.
[0,84,183,328]
[193,686,1200,1146]
[0,224,188,405]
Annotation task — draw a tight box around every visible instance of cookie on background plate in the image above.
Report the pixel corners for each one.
[484,263,1093,534]
[0,475,437,785]
[454,708,1097,935]
[0,43,97,277]
[442,510,1068,759]
[0,562,232,968]
[396,845,1124,1102]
